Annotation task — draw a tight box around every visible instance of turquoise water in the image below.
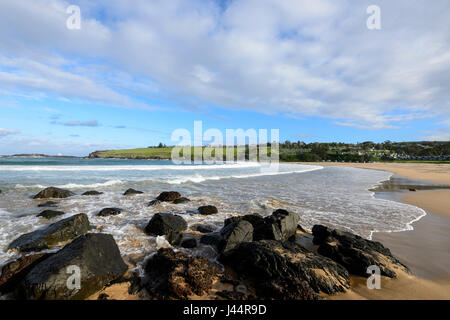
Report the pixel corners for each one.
[0,157,425,267]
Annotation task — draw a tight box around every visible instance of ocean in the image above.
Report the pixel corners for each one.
[0,157,425,267]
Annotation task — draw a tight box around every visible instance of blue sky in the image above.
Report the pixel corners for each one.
[1,0,449,156]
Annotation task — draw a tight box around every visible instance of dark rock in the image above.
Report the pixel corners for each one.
[82,190,103,196]
[156,191,181,202]
[200,232,222,249]
[312,225,409,278]
[253,209,300,242]
[36,210,65,219]
[97,293,109,300]
[173,197,190,204]
[37,201,58,208]
[311,225,330,245]
[143,248,220,299]
[148,200,161,206]
[409,188,417,192]
[220,240,350,299]
[97,208,122,217]
[8,214,90,252]
[0,253,51,294]
[144,213,187,245]
[193,224,216,233]
[198,205,218,215]
[33,187,74,199]
[181,238,197,249]
[218,220,253,253]
[18,233,128,300]
[224,214,264,228]
[123,188,143,196]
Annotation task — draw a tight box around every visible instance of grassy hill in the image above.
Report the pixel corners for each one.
[89,146,275,160]
[89,147,174,159]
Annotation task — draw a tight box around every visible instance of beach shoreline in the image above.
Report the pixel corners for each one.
[305,162,450,300]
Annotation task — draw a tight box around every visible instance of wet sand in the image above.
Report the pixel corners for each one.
[315,162,450,300]
[296,162,450,185]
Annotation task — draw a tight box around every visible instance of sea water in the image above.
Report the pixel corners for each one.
[0,157,425,266]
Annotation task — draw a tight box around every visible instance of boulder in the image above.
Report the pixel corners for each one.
[82,191,103,196]
[148,200,161,207]
[312,225,409,278]
[123,188,143,196]
[36,210,65,219]
[220,240,350,299]
[200,232,222,249]
[173,197,190,204]
[181,238,197,249]
[198,205,218,215]
[37,201,58,208]
[156,191,181,202]
[218,220,253,253]
[18,233,128,300]
[97,208,122,217]
[224,214,264,228]
[8,214,90,252]
[0,253,51,294]
[143,248,220,299]
[144,213,187,245]
[253,209,300,242]
[33,187,74,199]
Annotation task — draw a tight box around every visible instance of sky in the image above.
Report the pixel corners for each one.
[0,0,449,156]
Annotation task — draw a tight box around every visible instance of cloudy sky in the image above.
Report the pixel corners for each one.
[0,0,449,155]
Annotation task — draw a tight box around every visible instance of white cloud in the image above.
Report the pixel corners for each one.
[0,128,20,138]
[0,0,449,128]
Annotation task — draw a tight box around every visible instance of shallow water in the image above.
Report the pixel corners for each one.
[0,158,425,267]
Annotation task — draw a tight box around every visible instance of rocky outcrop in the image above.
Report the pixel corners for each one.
[218,220,253,253]
[33,187,75,199]
[143,248,220,299]
[144,213,187,245]
[97,208,122,217]
[173,197,190,204]
[198,205,218,215]
[123,188,143,196]
[8,214,90,252]
[312,225,409,278]
[254,209,300,242]
[0,253,51,294]
[156,191,181,202]
[199,220,253,253]
[36,210,65,219]
[17,233,128,300]
[82,191,103,196]
[220,240,350,299]
[224,210,300,242]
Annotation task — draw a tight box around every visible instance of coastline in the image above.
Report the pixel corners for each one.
[309,162,450,300]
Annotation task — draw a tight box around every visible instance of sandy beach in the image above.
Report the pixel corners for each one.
[304,162,450,300]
